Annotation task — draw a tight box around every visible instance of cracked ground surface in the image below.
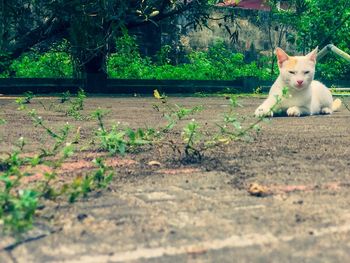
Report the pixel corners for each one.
[0,95,350,262]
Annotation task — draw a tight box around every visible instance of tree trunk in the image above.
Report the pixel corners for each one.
[83,53,107,93]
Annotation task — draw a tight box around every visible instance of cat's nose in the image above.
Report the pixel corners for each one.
[297,80,303,85]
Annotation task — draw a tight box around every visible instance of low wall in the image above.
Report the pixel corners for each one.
[0,78,254,94]
[0,78,348,95]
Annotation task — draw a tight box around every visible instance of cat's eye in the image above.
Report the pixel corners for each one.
[304,71,310,74]
[288,71,296,75]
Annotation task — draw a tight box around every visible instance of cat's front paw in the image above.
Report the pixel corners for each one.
[320,107,332,115]
[254,106,273,118]
[287,106,301,117]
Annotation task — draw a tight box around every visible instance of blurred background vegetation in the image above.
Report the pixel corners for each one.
[0,0,349,83]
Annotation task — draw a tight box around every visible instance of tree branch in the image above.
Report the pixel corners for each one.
[9,17,69,59]
[125,1,204,29]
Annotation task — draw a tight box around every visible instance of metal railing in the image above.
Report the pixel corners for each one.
[317,44,350,62]
[317,44,350,95]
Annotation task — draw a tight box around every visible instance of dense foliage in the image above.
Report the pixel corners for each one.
[2,36,271,80]
[298,0,350,80]
[0,0,217,78]
[107,34,271,80]
[9,51,73,78]
[268,0,350,80]
[2,31,346,81]
[0,0,349,81]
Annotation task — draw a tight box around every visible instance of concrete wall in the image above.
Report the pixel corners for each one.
[133,6,297,60]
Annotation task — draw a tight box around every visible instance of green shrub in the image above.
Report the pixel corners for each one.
[108,53,152,79]
[107,37,271,80]
[10,51,73,78]
[4,32,348,81]
[316,56,350,81]
[107,33,152,79]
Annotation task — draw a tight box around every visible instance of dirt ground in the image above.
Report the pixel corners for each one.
[1,95,350,263]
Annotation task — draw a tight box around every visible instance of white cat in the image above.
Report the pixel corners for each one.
[255,47,341,117]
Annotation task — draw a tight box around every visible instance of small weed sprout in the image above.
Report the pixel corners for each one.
[15,91,35,110]
[74,89,86,110]
[60,91,71,103]
[91,158,114,188]
[0,186,38,234]
[253,86,262,95]
[166,88,289,162]
[66,88,87,120]
[270,87,290,114]
[29,109,71,155]
[0,140,114,233]
[153,89,203,132]
[15,98,26,110]
[68,158,115,203]
[23,91,34,104]
[182,120,202,161]
[72,126,81,144]
[175,104,203,120]
[1,111,116,234]
[92,108,153,155]
[0,138,39,234]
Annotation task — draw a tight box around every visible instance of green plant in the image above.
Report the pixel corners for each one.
[316,58,350,81]
[60,91,71,104]
[0,137,74,233]
[92,109,153,155]
[91,158,114,188]
[2,95,117,235]
[10,41,73,78]
[278,0,350,80]
[0,108,115,235]
[0,186,38,234]
[153,90,203,132]
[155,45,172,65]
[107,32,152,79]
[158,88,289,162]
[74,89,86,110]
[108,37,272,81]
[23,91,34,104]
[15,98,27,110]
[15,91,35,110]
[0,134,115,235]
[66,89,86,120]
[182,120,202,161]
[29,109,71,156]
[68,158,115,203]
[0,137,41,234]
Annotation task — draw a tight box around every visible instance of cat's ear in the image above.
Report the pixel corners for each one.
[306,47,318,63]
[275,48,289,67]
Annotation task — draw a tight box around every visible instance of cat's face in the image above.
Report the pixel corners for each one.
[276,47,318,90]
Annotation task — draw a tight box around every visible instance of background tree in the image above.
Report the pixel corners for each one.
[0,0,216,89]
[295,0,350,53]
[292,0,350,79]
[255,0,349,79]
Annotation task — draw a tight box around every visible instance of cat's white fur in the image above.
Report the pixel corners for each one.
[255,47,341,117]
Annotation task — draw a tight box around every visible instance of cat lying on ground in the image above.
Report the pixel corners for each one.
[255,47,341,117]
